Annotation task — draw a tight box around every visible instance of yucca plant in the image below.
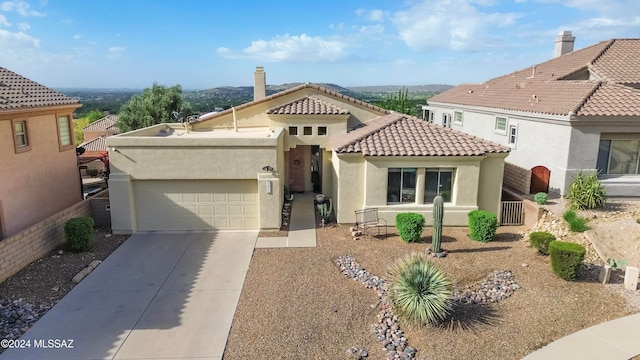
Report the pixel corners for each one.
[567,171,606,210]
[387,252,453,325]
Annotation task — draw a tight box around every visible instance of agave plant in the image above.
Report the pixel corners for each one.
[567,171,606,210]
[387,252,453,325]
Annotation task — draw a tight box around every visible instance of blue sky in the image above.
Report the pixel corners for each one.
[1,0,639,89]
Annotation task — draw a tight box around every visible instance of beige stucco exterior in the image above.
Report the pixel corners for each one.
[107,84,508,233]
[0,106,81,239]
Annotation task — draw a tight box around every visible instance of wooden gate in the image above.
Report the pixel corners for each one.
[530,166,550,194]
[500,201,524,225]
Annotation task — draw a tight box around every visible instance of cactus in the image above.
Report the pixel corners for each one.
[432,195,444,254]
[318,198,333,223]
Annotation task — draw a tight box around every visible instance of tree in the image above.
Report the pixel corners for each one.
[116,83,192,132]
[376,88,419,117]
[86,109,105,123]
[73,117,90,145]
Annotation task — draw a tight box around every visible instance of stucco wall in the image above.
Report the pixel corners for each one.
[333,154,504,226]
[0,111,82,239]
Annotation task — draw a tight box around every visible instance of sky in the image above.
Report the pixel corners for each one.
[1,0,639,90]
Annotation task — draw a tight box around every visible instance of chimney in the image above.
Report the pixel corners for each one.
[554,31,575,58]
[254,66,266,101]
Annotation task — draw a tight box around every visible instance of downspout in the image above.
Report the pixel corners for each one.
[232,106,238,132]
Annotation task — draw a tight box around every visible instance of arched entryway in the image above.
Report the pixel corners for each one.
[530,166,550,193]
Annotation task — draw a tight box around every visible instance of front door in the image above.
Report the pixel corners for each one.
[530,166,550,194]
[288,146,305,192]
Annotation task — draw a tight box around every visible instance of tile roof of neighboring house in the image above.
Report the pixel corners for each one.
[332,113,509,156]
[430,38,640,117]
[79,136,108,152]
[83,114,120,132]
[267,95,349,115]
[0,67,80,111]
[192,83,388,123]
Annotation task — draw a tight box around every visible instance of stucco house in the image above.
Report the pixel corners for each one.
[426,32,640,197]
[0,67,82,239]
[78,114,120,173]
[107,67,509,233]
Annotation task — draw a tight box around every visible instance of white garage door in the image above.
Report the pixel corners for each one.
[134,180,258,231]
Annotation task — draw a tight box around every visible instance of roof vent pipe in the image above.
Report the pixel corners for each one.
[554,31,575,58]
[232,106,237,132]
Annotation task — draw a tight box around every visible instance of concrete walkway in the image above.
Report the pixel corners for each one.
[522,313,640,360]
[0,230,257,360]
[256,192,317,248]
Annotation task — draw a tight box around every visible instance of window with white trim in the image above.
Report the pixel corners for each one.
[495,117,507,133]
[453,111,463,125]
[442,113,452,128]
[387,168,417,203]
[508,125,517,146]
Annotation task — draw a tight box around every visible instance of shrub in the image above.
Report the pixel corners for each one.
[529,231,556,255]
[548,241,585,281]
[563,210,589,232]
[396,213,425,243]
[387,252,453,325]
[64,217,95,252]
[467,210,497,243]
[534,192,548,205]
[567,171,606,210]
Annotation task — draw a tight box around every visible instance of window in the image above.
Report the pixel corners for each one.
[429,112,434,123]
[318,126,327,136]
[57,115,73,150]
[495,117,507,133]
[508,125,517,146]
[303,126,312,135]
[424,168,454,203]
[442,113,452,128]
[11,119,31,153]
[597,139,640,174]
[288,126,298,135]
[453,111,463,125]
[387,168,417,203]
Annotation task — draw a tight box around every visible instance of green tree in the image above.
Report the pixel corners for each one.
[117,83,192,132]
[86,109,105,123]
[376,88,420,117]
[73,117,90,145]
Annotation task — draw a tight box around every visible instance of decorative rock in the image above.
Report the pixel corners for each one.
[599,264,612,284]
[72,260,102,284]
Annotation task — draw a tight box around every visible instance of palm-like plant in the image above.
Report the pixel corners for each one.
[387,253,453,325]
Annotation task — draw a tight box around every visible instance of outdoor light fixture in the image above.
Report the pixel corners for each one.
[262,165,274,172]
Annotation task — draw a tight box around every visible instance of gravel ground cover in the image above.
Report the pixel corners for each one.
[225,208,638,360]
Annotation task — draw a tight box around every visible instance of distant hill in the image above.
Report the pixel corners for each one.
[196,82,363,100]
[348,84,453,93]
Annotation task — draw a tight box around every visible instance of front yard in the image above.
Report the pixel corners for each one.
[225,215,638,359]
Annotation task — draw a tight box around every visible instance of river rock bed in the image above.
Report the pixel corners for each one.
[0,298,50,340]
[336,255,520,360]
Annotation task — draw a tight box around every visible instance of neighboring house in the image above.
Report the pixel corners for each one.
[0,66,82,239]
[107,67,509,233]
[78,114,120,168]
[426,32,640,197]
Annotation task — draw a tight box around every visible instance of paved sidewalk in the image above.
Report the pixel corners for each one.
[256,192,317,248]
[522,313,640,360]
[0,230,257,360]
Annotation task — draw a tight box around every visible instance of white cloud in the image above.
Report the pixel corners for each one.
[0,14,10,27]
[73,34,81,40]
[329,22,344,31]
[356,8,387,22]
[107,46,125,59]
[392,0,521,52]
[16,22,28,30]
[358,24,384,36]
[217,33,349,63]
[0,28,39,48]
[1,1,44,17]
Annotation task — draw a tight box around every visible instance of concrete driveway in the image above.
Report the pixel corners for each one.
[0,230,257,360]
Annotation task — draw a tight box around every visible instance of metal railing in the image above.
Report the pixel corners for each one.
[500,201,524,225]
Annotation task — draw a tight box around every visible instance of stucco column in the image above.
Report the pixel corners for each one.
[108,173,136,234]
[257,172,282,230]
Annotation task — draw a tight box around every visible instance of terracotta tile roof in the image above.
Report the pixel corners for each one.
[83,114,120,132]
[267,95,349,115]
[430,39,640,117]
[79,136,107,152]
[0,67,80,111]
[332,113,509,156]
[192,83,388,124]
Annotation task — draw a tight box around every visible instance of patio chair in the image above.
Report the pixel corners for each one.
[354,208,387,237]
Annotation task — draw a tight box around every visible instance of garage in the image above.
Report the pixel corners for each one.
[134,180,258,231]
